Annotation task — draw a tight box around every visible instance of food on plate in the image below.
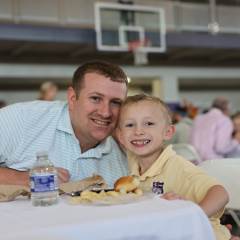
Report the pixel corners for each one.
[114,175,140,194]
[133,188,143,196]
[60,174,107,194]
[69,175,143,205]
[70,189,120,204]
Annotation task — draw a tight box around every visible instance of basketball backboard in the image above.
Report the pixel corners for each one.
[94,2,166,53]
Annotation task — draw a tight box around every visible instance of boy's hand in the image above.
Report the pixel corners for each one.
[161,191,186,200]
[56,167,70,183]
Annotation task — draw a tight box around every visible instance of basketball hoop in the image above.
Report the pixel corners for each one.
[128,39,149,65]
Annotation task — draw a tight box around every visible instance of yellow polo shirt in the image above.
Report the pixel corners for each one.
[128,145,231,240]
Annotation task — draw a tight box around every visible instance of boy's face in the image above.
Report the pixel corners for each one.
[118,100,174,159]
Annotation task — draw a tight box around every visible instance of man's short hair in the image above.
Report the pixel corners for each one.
[72,61,128,98]
[212,97,229,112]
[120,94,172,125]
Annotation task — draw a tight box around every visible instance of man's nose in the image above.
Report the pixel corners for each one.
[99,103,111,118]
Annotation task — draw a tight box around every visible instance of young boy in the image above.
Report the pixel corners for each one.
[117,94,231,240]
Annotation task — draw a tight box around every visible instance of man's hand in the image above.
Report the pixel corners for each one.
[56,167,70,184]
[161,191,185,200]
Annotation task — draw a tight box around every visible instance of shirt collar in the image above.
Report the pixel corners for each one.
[57,102,74,135]
[80,137,112,159]
[129,145,176,180]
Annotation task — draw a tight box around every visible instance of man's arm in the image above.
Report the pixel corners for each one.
[0,167,70,186]
[0,168,29,186]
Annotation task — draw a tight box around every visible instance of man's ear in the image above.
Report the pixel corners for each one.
[164,125,175,140]
[67,87,77,111]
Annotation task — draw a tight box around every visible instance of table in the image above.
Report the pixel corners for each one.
[1,196,215,240]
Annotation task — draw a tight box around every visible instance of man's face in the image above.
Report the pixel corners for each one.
[68,72,127,151]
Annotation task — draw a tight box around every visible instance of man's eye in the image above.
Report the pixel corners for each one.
[111,101,121,107]
[90,96,101,102]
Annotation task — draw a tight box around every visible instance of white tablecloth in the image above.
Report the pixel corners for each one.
[1,196,215,240]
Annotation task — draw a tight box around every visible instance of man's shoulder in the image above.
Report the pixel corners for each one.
[2,100,66,113]
[22,100,66,110]
[0,100,67,128]
[16,101,66,117]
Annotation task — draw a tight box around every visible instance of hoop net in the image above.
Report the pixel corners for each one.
[128,39,149,65]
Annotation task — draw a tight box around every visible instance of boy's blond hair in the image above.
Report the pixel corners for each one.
[120,94,172,125]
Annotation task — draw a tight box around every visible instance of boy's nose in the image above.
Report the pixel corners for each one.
[134,126,145,135]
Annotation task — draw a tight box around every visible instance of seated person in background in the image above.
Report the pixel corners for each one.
[190,97,240,161]
[183,98,199,120]
[168,105,193,144]
[38,81,58,101]
[231,111,240,142]
[0,61,128,187]
[117,94,231,240]
[226,111,240,158]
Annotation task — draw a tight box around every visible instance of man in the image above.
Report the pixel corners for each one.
[190,97,240,161]
[0,61,128,187]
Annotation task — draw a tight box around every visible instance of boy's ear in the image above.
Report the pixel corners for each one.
[164,125,175,140]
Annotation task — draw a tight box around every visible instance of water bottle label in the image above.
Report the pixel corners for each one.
[30,174,58,193]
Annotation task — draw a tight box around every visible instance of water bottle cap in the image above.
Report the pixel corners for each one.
[36,151,48,157]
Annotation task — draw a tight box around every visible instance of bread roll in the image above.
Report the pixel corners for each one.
[133,188,143,196]
[114,175,140,194]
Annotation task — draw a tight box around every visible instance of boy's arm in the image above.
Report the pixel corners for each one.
[161,185,229,217]
[199,185,229,217]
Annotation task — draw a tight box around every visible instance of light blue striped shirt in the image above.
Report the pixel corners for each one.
[0,101,128,187]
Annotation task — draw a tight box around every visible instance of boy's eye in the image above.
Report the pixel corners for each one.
[145,121,154,126]
[125,123,134,128]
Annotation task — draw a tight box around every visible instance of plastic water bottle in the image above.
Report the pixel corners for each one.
[30,151,59,206]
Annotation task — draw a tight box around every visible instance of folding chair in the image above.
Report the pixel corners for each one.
[172,143,202,165]
[199,158,240,229]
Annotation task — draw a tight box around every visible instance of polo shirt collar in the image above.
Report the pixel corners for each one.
[129,145,176,181]
[57,103,74,135]
[80,137,112,159]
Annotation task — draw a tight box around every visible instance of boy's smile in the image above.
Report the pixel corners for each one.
[131,139,151,147]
